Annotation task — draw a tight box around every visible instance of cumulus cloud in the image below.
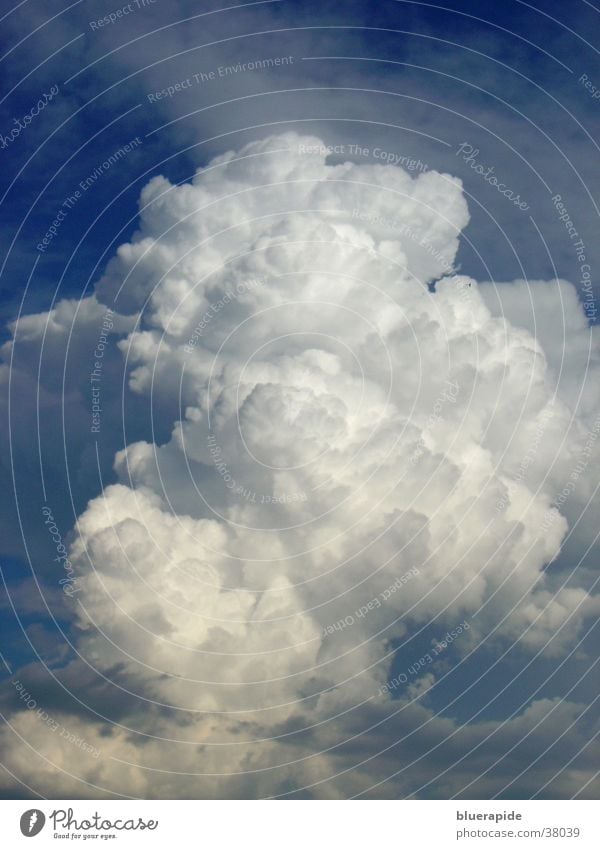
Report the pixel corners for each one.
[1,133,598,798]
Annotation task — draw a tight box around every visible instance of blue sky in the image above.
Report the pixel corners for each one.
[1,0,599,329]
[1,0,599,800]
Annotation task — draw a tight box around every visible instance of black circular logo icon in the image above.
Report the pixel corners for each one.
[20,810,45,837]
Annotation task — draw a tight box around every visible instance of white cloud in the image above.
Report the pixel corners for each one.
[2,133,598,798]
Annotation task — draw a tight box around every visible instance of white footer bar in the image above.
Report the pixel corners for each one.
[0,800,597,847]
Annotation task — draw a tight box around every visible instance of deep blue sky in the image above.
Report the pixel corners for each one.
[0,0,598,329]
